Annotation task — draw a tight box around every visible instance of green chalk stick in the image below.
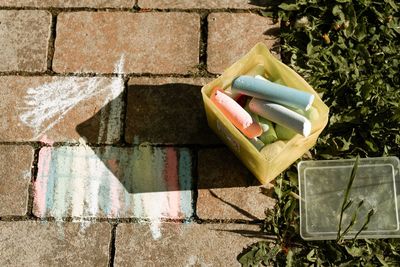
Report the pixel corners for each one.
[248,137,265,151]
[272,78,284,85]
[246,64,266,77]
[258,117,278,144]
[304,106,319,122]
[275,124,297,140]
[260,140,286,158]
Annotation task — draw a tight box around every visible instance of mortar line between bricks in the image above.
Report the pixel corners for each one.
[119,77,129,145]
[0,142,226,149]
[46,12,58,72]
[26,147,42,219]
[193,218,264,225]
[108,223,117,267]
[191,147,200,219]
[0,216,198,223]
[0,141,44,148]
[0,71,218,79]
[0,7,265,13]
[0,215,264,226]
[198,11,210,76]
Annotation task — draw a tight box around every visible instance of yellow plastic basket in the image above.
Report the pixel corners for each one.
[201,42,329,184]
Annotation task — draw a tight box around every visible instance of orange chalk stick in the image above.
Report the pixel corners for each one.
[211,87,262,139]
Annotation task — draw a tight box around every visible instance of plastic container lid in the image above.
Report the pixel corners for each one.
[298,157,400,240]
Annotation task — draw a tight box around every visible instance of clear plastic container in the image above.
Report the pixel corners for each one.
[298,157,400,240]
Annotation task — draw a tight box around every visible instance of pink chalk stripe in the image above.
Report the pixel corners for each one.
[164,148,180,218]
[34,147,52,217]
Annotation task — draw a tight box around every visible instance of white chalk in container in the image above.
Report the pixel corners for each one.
[249,98,312,137]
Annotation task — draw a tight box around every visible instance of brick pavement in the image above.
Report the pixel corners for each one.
[0,2,279,266]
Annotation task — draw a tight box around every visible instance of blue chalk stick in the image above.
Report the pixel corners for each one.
[231,75,314,111]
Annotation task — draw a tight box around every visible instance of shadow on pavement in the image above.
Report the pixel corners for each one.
[76,82,260,194]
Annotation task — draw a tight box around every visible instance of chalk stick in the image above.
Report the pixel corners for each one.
[244,100,269,132]
[286,105,320,123]
[211,88,263,139]
[304,106,319,122]
[247,137,265,151]
[244,102,278,145]
[246,64,266,77]
[258,117,278,144]
[259,120,270,133]
[275,124,297,140]
[249,98,311,137]
[232,75,314,111]
[224,65,266,99]
[260,141,286,158]
[223,88,240,99]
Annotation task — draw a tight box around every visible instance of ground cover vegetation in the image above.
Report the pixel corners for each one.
[239,0,400,265]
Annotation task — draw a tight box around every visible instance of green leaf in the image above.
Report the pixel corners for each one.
[376,254,390,267]
[385,0,398,11]
[274,186,282,199]
[332,5,345,21]
[354,19,368,41]
[359,0,372,6]
[238,248,256,267]
[345,245,364,257]
[365,140,378,152]
[287,171,298,185]
[260,10,274,18]
[278,3,300,11]
[286,249,294,267]
[307,249,316,262]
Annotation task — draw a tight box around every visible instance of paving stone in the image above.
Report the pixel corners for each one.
[0,10,51,72]
[0,221,110,266]
[0,0,135,8]
[53,12,200,74]
[207,12,280,74]
[115,222,264,266]
[126,77,220,145]
[138,0,262,9]
[33,145,193,219]
[197,148,275,220]
[0,76,124,143]
[0,145,34,216]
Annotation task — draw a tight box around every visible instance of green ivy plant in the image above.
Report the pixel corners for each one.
[263,0,400,159]
[238,0,400,265]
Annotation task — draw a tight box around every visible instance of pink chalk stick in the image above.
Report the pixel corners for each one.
[211,87,262,139]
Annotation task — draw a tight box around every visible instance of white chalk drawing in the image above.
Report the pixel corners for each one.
[22,55,194,240]
[19,55,125,141]
[97,55,125,143]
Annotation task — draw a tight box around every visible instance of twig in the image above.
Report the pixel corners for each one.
[353,209,375,241]
[337,156,360,242]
